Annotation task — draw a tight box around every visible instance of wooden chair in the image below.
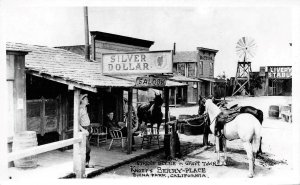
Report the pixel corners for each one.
[108,129,127,151]
[141,125,160,150]
[89,126,108,147]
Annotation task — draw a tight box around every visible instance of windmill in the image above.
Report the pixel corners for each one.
[232,37,257,96]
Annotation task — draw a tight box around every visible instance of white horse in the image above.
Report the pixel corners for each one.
[204,99,262,178]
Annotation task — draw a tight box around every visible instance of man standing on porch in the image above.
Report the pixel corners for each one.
[79,94,92,168]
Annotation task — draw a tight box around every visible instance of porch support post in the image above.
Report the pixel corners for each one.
[210,82,212,96]
[0,81,8,180]
[174,87,177,108]
[73,88,86,178]
[127,88,133,154]
[164,87,169,134]
[163,87,171,158]
[266,73,269,96]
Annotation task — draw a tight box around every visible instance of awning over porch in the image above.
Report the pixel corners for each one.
[198,77,225,83]
[169,74,201,82]
[7,42,188,92]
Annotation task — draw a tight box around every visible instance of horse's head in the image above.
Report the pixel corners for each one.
[154,93,163,107]
[204,98,211,109]
[201,97,206,105]
[204,99,221,120]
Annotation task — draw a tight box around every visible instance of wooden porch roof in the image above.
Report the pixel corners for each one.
[6,42,186,92]
[6,42,137,92]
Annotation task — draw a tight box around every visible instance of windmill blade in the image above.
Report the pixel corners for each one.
[236,45,245,50]
[237,39,246,48]
[246,39,255,47]
[247,49,255,58]
[242,37,247,46]
[235,37,256,60]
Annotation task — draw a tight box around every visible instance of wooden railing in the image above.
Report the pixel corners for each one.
[7,132,87,178]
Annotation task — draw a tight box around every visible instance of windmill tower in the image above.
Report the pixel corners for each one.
[232,37,257,96]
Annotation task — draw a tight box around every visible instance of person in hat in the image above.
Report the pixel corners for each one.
[105,111,139,151]
[79,94,92,168]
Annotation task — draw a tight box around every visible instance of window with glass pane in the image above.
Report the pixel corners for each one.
[177,63,186,76]
[210,62,213,75]
[199,61,203,75]
[187,63,196,77]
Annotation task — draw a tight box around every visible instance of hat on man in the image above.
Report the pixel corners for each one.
[80,94,88,102]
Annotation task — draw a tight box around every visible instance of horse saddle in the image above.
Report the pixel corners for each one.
[215,109,240,136]
[214,105,263,136]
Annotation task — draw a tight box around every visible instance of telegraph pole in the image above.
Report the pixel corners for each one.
[84,7,90,60]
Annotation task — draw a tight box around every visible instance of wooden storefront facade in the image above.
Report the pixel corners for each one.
[172,47,219,104]
[6,31,185,151]
[4,29,190,178]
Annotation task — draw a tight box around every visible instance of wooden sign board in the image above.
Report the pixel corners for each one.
[267,66,292,79]
[102,50,173,75]
[135,77,166,87]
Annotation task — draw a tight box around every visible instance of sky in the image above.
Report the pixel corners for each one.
[1,1,296,77]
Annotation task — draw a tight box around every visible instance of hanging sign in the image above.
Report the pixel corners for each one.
[135,77,166,87]
[102,51,173,75]
[267,66,292,79]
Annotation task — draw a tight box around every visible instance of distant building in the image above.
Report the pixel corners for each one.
[172,47,221,104]
[252,66,292,96]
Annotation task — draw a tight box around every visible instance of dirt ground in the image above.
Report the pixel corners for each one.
[93,96,299,183]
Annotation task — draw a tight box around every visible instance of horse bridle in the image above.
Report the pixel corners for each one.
[204,112,219,126]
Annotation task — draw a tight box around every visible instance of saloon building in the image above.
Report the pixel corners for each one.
[57,32,222,106]
[6,32,185,146]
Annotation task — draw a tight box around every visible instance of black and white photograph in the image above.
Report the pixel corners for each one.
[0,0,299,184]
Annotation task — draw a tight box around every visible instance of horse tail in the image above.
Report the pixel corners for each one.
[252,121,262,154]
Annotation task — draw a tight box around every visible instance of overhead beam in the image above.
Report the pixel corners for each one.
[27,71,97,93]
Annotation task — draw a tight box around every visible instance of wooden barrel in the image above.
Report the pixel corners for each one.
[269,105,279,118]
[12,131,38,168]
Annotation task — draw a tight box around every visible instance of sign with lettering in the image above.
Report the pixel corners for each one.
[102,51,173,75]
[267,66,292,79]
[135,77,166,87]
[199,55,213,61]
